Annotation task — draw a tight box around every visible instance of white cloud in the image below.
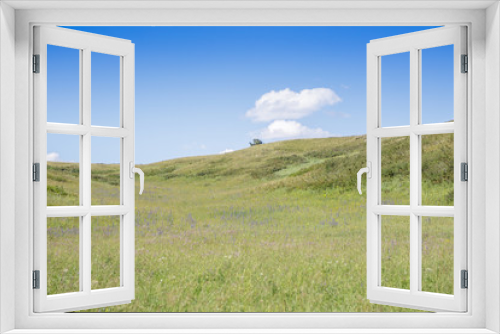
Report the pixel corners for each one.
[246,88,341,122]
[258,120,331,140]
[47,152,60,162]
[219,149,234,154]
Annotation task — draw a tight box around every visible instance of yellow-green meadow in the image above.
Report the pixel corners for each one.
[46,135,453,312]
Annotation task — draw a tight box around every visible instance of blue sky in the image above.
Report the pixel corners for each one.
[46,26,453,164]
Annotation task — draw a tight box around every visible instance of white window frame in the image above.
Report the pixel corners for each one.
[33,26,136,313]
[1,1,499,333]
[366,26,468,312]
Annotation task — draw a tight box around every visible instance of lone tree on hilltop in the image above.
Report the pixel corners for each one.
[249,139,263,146]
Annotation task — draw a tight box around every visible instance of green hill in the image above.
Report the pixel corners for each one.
[46,134,454,313]
[146,135,367,190]
[48,134,453,206]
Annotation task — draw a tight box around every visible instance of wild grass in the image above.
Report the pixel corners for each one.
[46,135,454,312]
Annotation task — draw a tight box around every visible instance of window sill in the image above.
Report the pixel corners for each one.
[4,329,497,334]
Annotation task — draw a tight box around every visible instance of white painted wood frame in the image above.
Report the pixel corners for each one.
[366,26,467,312]
[3,3,493,333]
[32,26,135,313]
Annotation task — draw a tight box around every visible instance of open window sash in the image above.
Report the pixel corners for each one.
[33,26,136,312]
[365,26,467,312]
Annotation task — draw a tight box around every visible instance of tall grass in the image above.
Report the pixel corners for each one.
[46,135,454,312]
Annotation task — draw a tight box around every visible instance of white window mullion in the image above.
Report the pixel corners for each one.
[377,214,382,288]
[416,48,423,293]
[122,48,135,296]
[372,126,411,138]
[453,26,468,302]
[373,205,455,217]
[78,48,84,293]
[119,56,125,287]
[413,123,454,135]
[46,123,130,137]
[373,123,454,138]
[33,26,49,309]
[82,47,92,295]
[365,44,379,298]
[47,123,88,135]
[372,205,411,215]
[409,47,420,294]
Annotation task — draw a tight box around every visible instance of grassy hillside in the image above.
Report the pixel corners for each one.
[46,134,454,312]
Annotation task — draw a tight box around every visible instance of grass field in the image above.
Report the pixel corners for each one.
[46,134,454,312]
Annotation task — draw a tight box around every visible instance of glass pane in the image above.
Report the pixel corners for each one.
[421,45,454,124]
[92,216,121,290]
[91,136,121,206]
[422,133,454,206]
[91,52,121,127]
[381,215,410,290]
[47,217,80,294]
[421,216,454,295]
[381,52,410,127]
[381,136,410,205]
[47,45,80,124]
[47,133,80,206]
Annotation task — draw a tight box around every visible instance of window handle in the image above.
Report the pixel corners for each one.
[129,162,145,195]
[357,162,371,195]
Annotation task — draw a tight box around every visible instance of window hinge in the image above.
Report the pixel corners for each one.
[33,163,40,182]
[33,270,40,289]
[33,54,40,73]
[461,270,468,289]
[461,162,468,182]
[461,54,468,73]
